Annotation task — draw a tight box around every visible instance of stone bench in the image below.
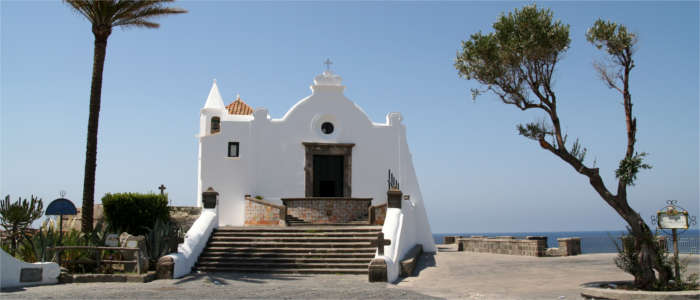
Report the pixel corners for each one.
[400,245,423,277]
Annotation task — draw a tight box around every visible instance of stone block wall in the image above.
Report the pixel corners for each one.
[370,203,387,225]
[443,236,458,244]
[244,197,284,226]
[283,198,371,224]
[169,206,201,232]
[458,236,547,257]
[557,238,582,256]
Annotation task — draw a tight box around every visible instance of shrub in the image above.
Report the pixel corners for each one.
[144,218,177,268]
[614,230,699,291]
[102,193,168,235]
[0,195,43,256]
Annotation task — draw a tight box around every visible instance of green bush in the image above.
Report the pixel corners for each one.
[614,230,699,291]
[102,193,168,235]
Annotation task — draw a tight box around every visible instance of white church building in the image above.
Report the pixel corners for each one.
[168,67,435,282]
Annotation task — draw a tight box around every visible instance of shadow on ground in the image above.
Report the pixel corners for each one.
[1,286,28,293]
[174,271,305,285]
[393,252,437,284]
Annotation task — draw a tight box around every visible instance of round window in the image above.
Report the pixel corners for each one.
[321,122,334,134]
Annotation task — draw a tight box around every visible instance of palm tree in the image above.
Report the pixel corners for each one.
[65,0,186,233]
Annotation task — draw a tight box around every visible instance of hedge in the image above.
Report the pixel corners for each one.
[102,193,169,235]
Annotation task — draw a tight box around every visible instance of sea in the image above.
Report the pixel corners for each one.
[433,229,700,254]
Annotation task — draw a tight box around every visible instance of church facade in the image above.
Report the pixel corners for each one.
[196,69,434,252]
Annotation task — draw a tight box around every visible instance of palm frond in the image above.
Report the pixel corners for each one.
[64,0,186,29]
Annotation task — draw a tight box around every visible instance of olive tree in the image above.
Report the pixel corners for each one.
[455,5,671,289]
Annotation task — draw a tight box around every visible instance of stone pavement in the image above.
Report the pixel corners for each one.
[0,272,438,300]
[392,245,700,299]
[2,245,698,299]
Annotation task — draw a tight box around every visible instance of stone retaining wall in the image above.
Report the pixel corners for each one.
[282,198,371,224]
[244,197,285,226]
[458,236,547,256]
[452,236,582,257]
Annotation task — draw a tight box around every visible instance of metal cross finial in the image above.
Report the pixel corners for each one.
[158,184,166,195]
[324,58,333,71]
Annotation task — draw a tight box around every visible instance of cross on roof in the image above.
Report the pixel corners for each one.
[324,58,333,71]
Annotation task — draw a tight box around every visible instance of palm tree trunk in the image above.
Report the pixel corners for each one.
[81,33,109,233]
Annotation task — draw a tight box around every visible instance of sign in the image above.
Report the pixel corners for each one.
[658,210,689,229]
[105,234,119,247]
[126,240,139,248]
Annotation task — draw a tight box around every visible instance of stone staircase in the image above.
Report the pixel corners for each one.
[194,226,382,274]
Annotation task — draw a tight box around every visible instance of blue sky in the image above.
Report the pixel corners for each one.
[1,1,698,233]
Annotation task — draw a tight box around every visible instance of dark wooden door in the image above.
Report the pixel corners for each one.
[313,155,344,197]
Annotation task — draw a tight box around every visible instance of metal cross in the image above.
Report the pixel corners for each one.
[158,184,166,195]
[323,58,333,71]
[369,232,391,255]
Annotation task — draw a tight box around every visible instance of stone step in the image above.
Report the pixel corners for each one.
[202,247,376,254]
[195,262,368,269]
[199,252,375,259]
[211,232,380,238]
[215,226,381,233]
[205,242,373,248]
[194,267,368,275]
[195,226,380,276]
[209,236,377,243]
[197,257,370,264]
[287,221,370,226]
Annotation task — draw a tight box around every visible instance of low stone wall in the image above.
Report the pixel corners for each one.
[458,236,547,257]
[456,236,582,257]
[282,198,371,224]
[169,206,201,232]
[369,203,387,225]
[244,197,285,226]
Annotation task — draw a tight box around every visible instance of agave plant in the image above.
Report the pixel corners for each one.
[143,218,173,267]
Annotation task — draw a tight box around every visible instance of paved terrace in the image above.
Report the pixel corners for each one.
[2,245,698,299]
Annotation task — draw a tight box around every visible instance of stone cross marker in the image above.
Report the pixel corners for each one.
[369,232,391,255]
[158,184,166,195]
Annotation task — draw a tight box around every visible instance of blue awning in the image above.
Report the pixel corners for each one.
[45,198,77,215]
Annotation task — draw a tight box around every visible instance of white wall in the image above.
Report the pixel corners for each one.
[0,249,60,288]
[197,72,434,237]
[167,208,218,278]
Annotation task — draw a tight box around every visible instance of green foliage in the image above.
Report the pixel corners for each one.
[570,138,587,163]
[586,19,638,93]
[586,19,637,56]
[614,231,698,291]
[516,120,552,140]
[65,0,187,31]
[143,218,175,267]
[613,234,644,278]
[26,219,61,262]
[0,195,43,256]
[102,193,169,235]
[615,152,652,186]
[455,4,570,107]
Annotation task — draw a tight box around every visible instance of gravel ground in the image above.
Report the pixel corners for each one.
[2,247,698,300]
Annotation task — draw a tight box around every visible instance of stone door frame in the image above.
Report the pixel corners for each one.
[302,142,354,197]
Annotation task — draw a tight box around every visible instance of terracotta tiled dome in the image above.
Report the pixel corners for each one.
[226,95,253,115]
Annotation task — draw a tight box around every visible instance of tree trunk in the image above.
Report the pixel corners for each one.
[595,181,671,289]
[81,30,109,233]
